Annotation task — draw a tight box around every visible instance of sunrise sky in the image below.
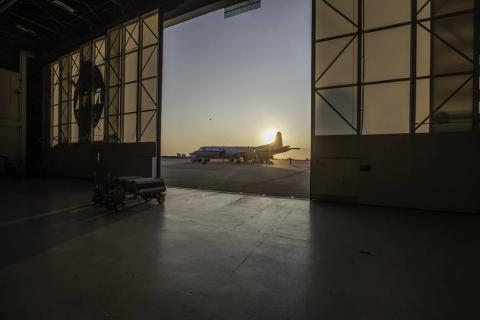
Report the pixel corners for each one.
[161,0,311,159]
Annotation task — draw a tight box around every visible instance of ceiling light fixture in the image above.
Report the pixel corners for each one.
[15,24,37,36]
[50,0,75,14]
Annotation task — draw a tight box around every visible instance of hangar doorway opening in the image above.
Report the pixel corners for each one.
[161,0,311,198]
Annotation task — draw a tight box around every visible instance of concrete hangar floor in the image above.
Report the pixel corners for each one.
[1,178,479,319]
[161,158,310,198]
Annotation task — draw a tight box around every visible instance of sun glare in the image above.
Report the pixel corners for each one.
[261,128,277,144]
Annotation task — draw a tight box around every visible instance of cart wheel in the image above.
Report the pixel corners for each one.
[114,202,125,212]
[144,197,151,203]
[157,195,165,204]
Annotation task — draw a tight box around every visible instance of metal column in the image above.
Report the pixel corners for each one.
[356,0,363,134]
[410,0,417,134]
[137,19,143,143]
[473,0,479,132]
[310,0,316,199]
[155,10,164,178]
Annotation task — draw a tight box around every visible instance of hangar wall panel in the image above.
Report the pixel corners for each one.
[45,143,155,179]
[0,68,21,165]
[311,134,479,213]
[311,0,479,212]
[48,11,159,145]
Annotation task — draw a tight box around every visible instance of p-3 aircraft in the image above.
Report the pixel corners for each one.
[190,132,299,164]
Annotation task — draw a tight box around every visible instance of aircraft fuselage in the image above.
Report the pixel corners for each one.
[190,146,294,162]
[190,132,299,163]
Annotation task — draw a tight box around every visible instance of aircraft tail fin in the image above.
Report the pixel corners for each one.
[271,132,283,147]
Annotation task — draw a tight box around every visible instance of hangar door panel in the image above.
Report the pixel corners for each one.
[0,69,22,167]
[311,0,477,204]
[311,158,359,201]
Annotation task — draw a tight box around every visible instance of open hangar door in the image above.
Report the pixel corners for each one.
[42,0,311,198]
[311,0,480,213]
[161,0,311,198]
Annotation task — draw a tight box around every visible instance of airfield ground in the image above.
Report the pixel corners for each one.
[161,158,310,198]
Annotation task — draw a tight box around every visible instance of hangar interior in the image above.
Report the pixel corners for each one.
[1,0,480,319]
[1,0,478,211]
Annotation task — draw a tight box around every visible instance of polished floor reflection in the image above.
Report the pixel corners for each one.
[0,181,479,319]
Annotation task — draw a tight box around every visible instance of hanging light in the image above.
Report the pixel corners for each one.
[15,24,37,36]
[50,0,75,14]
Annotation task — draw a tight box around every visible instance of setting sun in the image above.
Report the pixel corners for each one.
[261,128,277,144]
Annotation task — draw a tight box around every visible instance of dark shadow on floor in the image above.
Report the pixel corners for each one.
[0,202,164,269]
[305,202,480,319]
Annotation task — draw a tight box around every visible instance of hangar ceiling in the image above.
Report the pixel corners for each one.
[0,0,236,59]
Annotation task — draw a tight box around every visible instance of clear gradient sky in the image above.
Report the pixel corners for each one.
[161,0,311,159]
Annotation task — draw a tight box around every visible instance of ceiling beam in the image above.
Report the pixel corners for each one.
[0,0,18,14]
[8,11,62,35]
